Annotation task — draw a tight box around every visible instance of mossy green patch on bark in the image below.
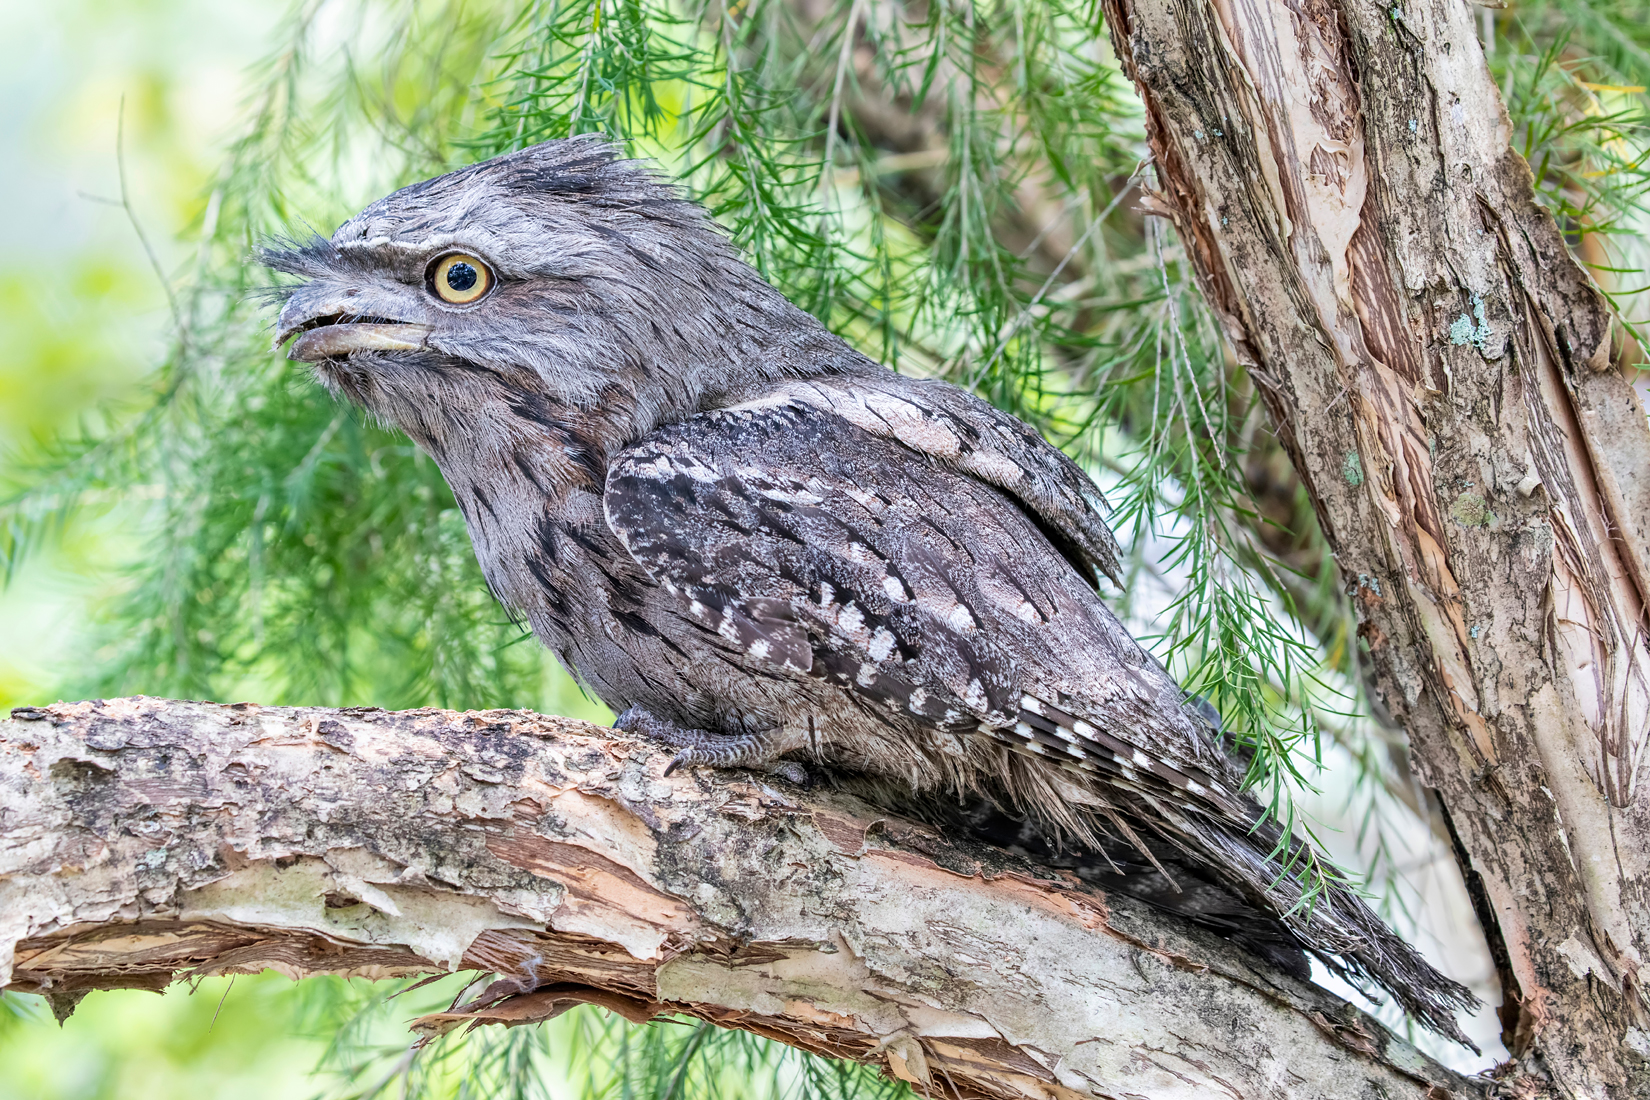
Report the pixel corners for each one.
[1450,491,1495,528]
[1342,451,1365,487]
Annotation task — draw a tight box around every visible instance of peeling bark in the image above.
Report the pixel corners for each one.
[0,697,1477,1100]
[1094,0,1650,1094]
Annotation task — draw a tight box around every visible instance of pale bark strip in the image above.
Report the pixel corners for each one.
[1095,0,1650,1094]
[0,697,1473,1100]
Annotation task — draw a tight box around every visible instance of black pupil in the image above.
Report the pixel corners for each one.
[445,261,478,292]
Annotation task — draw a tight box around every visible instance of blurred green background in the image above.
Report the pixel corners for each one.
[1,974,331,1100]
[0,0,256,709]
[0,2,343,1094]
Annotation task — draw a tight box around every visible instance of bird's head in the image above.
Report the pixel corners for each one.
[264,138,839,456]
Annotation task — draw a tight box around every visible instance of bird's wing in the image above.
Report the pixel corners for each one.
[604,396,1480,1042]
[604,394,1242,818]
[752,375,1124,587]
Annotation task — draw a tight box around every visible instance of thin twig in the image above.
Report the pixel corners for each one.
[113,97,189,346]
[821,0,868,211]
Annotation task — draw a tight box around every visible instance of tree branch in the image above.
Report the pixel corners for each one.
[1,697,1474,1099]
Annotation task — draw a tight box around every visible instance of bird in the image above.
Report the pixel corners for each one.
[265,136,1476,1043]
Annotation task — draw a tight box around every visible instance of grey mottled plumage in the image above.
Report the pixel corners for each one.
[265,137,1475,1042]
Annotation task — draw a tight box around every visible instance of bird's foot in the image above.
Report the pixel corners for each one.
[614,707,793,777]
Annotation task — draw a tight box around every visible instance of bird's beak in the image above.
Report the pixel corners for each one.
[274,291,434,362]
[284,322,434,361]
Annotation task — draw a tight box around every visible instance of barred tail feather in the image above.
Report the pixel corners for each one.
[1154,804,1481,1048]
[1007,693,1478,1044]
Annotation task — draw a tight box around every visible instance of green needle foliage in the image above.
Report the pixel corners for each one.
[1,0,1645,1091]
[1490,6,1650,348]
[284,975,912,1100]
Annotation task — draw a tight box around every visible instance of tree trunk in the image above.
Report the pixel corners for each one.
[1094,0,1650,1093]
[0,697,1478,1100]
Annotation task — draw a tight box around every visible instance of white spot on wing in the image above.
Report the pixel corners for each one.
[669,456,718,482]
[882,575,910,603]
[752,477,824,505]
[717,613,741,642]
[868,627,897,662]
[845,487,886,514]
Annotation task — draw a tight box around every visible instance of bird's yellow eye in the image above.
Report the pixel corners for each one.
[428,252,493,305]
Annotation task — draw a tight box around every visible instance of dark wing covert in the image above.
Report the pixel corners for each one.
[603,396,1241,817]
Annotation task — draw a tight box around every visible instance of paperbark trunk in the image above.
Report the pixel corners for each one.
[1094,0,1650,1094]
[0,697,1477,1100]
